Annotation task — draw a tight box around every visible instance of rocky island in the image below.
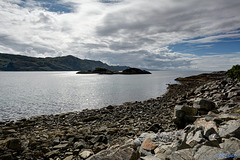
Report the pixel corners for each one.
[76,67,151,74]
[0,66,240,160]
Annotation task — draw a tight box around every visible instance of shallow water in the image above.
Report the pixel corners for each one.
[0,71,205,121]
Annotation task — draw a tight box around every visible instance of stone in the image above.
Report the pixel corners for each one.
[0,153,13,160]
[220,137,240,153]
[79,150,94,159]
[218,119,240,139]
[53,143,68,150]
[73,140,85,149]
[193,98,215,111]
[5,138,22,151]
[193,145,227,160]
[147,124,162,133]
[195,118,218,133]
[87,144,139,160]
[140,155,161,160]
[141,138,157,151]
[63,155,73,160]
[169,148,193,160]
[45,150,60,158]
[185,129,204,148]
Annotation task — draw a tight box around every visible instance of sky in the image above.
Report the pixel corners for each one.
[0,0,240,71]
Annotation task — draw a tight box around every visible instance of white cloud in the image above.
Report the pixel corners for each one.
[0,0,240,70]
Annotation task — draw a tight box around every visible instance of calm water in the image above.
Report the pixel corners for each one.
[0,71,205,121]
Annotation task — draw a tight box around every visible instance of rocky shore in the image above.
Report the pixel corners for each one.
[1,71,239,160]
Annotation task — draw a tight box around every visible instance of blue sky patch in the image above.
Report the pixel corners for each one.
[169,39,240,56]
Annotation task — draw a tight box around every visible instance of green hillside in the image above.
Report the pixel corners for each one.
[0,53,129,71]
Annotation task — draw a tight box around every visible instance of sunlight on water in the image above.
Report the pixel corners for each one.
[0,71,206,121]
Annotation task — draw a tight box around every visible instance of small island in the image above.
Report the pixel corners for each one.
[76,67,151,74]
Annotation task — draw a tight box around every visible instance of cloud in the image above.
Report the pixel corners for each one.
[0,0,240,70]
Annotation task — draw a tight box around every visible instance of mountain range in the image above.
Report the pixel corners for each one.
[0,53,129,71]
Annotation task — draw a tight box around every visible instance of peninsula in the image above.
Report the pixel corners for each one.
[0,53,129,71]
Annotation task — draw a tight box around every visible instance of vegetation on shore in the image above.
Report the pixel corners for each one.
[76,67,151,74]
[0,53,129,71]
[227,64,240,81]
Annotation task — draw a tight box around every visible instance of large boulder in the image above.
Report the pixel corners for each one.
[193,145,227,160]
[220,137,240,154]
[193,98,216,111]
[218,119,240,139]
[173,105,198,127]
[87,139,139,160]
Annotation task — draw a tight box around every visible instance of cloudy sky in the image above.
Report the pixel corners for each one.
[0,0,240,71]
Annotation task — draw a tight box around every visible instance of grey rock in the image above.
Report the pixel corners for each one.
[53,143,68,150]
[140,155,160,160]
[45,150,60,158]
[87,145,138,160]
[193,145,227,160]
[63,155,73,160]
[193,98,215,111]
[79,150,94,159]
[220,137,240,153]
[218,119,240,139]
[169,148,193,160]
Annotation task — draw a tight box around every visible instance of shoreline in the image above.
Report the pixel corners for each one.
[0,71,229,159]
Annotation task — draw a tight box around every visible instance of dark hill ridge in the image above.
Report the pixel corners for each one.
[0,53,129,71]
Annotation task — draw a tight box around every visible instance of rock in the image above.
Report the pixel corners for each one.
[220,137,240,153]
[79,150,94,159]
[87,143,139,160]
[63,155,73,160]
[185,128,204,148]
[141,138,157,151]
[0,153,13,160]
[193,145,226,160]
[45,150,60,158]
[53,143,68,150]
[5,138,22,151]
[218,119,240,139]
[74,140,86,149]
[147,124,162,133]
[139,138,157,156]
[140,155,160,160]
[195,118,218,133]
[173,105,198,127]
[169,148,193,160]
[193,98,215,111]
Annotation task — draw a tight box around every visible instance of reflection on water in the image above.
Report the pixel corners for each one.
[0,71,205,121]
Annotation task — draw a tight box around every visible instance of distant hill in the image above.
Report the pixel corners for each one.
[0,53,129,71]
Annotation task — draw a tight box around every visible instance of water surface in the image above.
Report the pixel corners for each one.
[0,71,205,121]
